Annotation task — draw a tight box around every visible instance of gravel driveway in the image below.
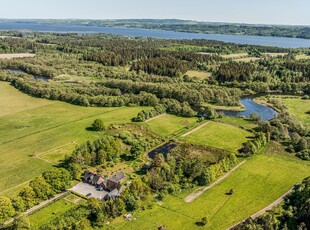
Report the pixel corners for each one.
[69,182,108,199]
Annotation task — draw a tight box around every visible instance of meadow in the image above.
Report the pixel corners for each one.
[113,147,310,229]
[184,70,212,79]
[29,196,75,229]
[278,96,310,128]
[143,113,198,137]
[182,121,253,152]
[0,82,148,195]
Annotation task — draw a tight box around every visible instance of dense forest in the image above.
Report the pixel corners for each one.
[0,32,309,115]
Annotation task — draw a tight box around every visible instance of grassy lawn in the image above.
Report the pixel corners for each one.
[113,151,310,230]
[144,114,198,137]
[184,70,212,79]
[0,81,149,194]
[182,121,253,152]
[29,197,75,229]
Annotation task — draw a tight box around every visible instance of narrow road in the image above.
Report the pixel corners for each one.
[181,121,210,137]
[145,113,166,122]
[228,187,294,229]
[184,160,246,203]
[2,191,68,226]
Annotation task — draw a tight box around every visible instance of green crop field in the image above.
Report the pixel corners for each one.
[29,197,75,229]
[113,149,310,230]
[182,121,253,152]
[144,114,198,137]
[0,82,148,195]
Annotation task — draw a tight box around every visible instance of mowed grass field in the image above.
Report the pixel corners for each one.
[0,82,148,195]
[144,114,198,137]
[182,121,253,152]
[113,151,310,230]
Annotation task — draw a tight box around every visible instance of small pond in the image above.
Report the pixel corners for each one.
[7,69,49,82]
[218,97,277,120]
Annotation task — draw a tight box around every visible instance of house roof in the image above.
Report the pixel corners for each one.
[107,188,120,197]
[109,172,125,183]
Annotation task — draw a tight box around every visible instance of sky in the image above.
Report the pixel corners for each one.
[0,0,309,25]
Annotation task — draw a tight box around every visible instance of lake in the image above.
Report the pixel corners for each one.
[1,22,310,48]
[218,98,277,120]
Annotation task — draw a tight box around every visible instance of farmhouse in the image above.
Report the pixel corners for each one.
[83,171,126,199]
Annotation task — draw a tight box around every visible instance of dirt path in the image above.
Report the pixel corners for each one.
[181,122,210,137]
[184,161,246,203]
[145,113,166,122]
[0,53,36,59]
[2,191,68,226]
[228,187,294,229]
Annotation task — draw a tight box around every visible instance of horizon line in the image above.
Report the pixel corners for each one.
[0,18,310,27]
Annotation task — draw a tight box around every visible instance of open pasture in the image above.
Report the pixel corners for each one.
[182,121,253,152]
[144,113,198,137]
[0,81,148,194]
[113,150,310,230]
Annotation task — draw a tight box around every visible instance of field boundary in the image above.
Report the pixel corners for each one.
[35,142,77,157]
[181,121,210,137]
[184,160,246,203]
[2,191,69,227]
[0,107,122,145]
[228,187,294,229]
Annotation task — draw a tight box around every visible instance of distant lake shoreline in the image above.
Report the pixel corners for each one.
[1,22,310,48]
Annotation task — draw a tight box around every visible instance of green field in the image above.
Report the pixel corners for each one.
[0,82,148,195]
[113,151,310,229]
[185,70,212,79]
[144,114,198,137]
[182,121,253,152]
[278,97,310,128]
[216,116,258,130]
[29,196,75,229]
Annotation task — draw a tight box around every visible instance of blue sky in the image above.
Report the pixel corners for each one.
[1,0,309,25]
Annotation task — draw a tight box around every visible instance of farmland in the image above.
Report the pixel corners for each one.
[0,31,309,230]
[182,121,253,152]
[113,148,310,229]
[144,113,198,137]
[29,196,75,229]
[0,81,148,195]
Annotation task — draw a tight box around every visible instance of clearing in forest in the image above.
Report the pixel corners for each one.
[0,53,36,59]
